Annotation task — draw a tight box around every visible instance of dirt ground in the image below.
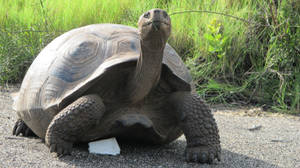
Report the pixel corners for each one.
[1,85,299,168]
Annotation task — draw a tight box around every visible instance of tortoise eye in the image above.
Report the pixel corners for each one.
[144,12,150,18]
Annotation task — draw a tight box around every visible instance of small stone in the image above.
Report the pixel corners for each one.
[270,139,291,143]
[248,125,262,131]
[88,137,120,155]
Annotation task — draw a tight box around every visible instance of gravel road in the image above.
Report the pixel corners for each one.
[1,86,299,168]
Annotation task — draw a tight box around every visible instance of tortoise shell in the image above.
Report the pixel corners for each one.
[13,24,193,141]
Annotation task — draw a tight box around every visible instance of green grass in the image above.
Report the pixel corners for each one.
[0,0,299,113]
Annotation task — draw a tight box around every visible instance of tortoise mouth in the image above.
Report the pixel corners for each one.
[142,20,170,32]
[142,20,170,27]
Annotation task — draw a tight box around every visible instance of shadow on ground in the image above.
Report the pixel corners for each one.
[58,139,279,168]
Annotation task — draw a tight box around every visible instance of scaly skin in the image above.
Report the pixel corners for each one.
[167,91,221,163]
[13,119,36,137]
[45,94,105,156]
[12,9,220,164]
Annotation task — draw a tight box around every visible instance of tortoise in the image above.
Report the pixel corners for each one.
[12,9,221,163]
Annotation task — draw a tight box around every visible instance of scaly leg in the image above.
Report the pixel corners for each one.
[45,94,105,156]
[167,92,221,163]
[13,119,36,137]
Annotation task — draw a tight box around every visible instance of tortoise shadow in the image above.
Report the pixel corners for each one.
[59,139,280,168]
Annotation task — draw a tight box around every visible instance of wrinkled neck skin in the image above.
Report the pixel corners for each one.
[127,38,165,104]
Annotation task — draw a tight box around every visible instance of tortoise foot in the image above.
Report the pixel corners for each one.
[45,94,105,156]
[48,138,72,156]
[167,92,221,164]
[185,145,221,163]
[12,119,36,137]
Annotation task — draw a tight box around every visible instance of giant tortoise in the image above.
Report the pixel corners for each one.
[12,9,221,163]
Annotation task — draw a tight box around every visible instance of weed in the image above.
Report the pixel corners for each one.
[0,0,298,113]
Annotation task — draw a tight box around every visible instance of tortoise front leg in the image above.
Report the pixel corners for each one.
[168,92,221,163]
[45,94,105,156]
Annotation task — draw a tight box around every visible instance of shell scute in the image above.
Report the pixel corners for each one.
[50,33,105,83]
[14,24,191,115]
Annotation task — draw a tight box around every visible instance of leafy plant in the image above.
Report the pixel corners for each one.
[204,18,228,59]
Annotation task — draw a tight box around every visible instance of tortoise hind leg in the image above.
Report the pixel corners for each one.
[45,94,105,156]
[167,92,221,163]
[13,119,37,137]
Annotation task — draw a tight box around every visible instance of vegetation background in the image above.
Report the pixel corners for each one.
[0,0,299,113]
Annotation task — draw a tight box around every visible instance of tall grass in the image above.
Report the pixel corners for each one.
[0,0,299,113]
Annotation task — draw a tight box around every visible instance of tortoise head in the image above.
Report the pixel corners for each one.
[138,9,171,50]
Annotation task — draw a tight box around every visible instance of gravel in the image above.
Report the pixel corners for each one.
[1,85,299,168]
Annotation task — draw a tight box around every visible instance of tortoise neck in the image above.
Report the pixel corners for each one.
[127,40,165,104]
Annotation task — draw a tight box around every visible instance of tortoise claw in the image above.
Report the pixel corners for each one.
[48,139,72,156]
[185,145,220,164]
[217,151,221,161]
[50,144,57,153]
[13,119,23,136]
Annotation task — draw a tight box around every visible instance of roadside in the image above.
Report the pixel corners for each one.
[0,86,299,168]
